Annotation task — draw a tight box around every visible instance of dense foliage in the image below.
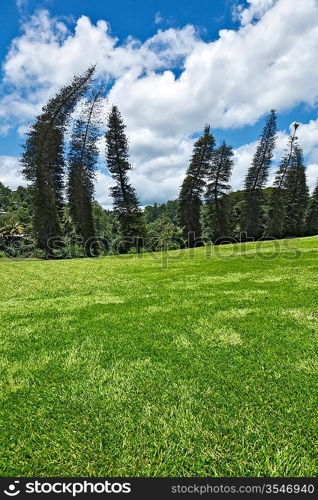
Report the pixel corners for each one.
[0,183,33,257]
[0,72,317,259]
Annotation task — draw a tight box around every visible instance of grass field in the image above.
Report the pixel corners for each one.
[0,237,318,477]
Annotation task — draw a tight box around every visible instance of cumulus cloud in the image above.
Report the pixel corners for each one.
[296,119,318,164]
[1,10,199,123]
[111,0,318,134]
[234,0,277,25]
[1,0,318,203]
[94,170,115,209]
[0,156,26,189]
[130,133,193,204]
[232,141,257,191]
[306,164,318,190]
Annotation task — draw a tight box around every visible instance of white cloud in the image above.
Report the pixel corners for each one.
[16,0,28,8]
[130,133,193,204]
[0,124,11,136]
[154,12,163,25]
[306,164,318,190]
[232,141,257,191]
[0,156,26,189]
[110,0,318,135]
[234,0,277,25]
[1,10,198,122]
[296,119,318,164]
[1,0,318,203]
[94,169,115,209]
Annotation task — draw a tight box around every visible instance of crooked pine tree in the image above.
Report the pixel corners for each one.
[178,125,215,247]
[68,85,104,255]
[267,123,299,239]
[105,105,145,253]
[205,141,234,242]
[306,179,318,236]
[21,66,95,253]
[242,110,277,239]
[283,145,309,237]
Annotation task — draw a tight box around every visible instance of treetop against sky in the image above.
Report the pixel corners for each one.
[0,0,318,206]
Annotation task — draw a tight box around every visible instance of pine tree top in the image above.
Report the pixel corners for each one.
[244,109,277,192]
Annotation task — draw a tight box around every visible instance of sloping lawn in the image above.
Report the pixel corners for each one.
[0,237,317,476]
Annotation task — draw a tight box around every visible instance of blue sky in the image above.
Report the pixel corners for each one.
[0,0,240,47]
[0,0,318,206]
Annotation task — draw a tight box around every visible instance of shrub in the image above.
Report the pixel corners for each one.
[32,248,46,259]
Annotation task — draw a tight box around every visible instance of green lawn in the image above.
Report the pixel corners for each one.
[0,237,317,477]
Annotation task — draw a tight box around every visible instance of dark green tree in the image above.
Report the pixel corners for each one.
[267,123,299,239]
[205,141,234,242]
[67,85,104,254]
[242,110,277,239]
[21,66,95,253]
[306,179,318,236]
[105,105,146,253]
[283,145,309,237]
[177,125,215,247]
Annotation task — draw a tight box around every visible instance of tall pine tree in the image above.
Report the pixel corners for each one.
[283,145,309,237]
[242,110,277,239]
[306,179,318,236]
[68,85,104,254]
[267,123,299,239]
[177,125,215,247]
[21,67,95,253]
[205,141,234,242]
[105,105,145,253]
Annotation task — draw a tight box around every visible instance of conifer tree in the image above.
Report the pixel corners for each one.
[267,123,299,239]
[21,67,95,253]
[105,105,145,253]
[306,179,318,236]
[205,141,234,242]
[177,125,215,247]
[68,85,104,254]
[283,145,309,237]
[242,110,277,239]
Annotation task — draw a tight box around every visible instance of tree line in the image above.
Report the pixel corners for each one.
[178,110,318,246]
[0,68,318,258]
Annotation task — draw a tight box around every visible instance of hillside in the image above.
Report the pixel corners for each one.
[0,237,318,476]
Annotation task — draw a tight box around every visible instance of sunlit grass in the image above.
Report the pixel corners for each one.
[0,237,318,476]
